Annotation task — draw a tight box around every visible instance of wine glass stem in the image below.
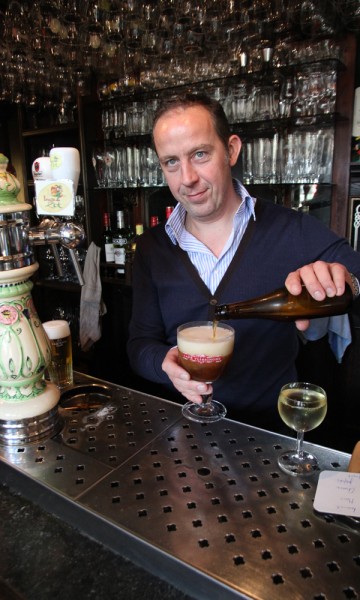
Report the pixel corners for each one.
[200,393,212,407]
[296,430,305,458]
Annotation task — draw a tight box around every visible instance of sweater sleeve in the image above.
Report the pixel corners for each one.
[127,231,174,385]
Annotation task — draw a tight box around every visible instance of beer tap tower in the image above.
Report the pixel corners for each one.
[0,150,85,445]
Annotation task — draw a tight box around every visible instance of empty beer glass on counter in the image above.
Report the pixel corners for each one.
[43,320,73,390]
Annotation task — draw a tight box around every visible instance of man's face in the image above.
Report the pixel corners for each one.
[153,105,241,223]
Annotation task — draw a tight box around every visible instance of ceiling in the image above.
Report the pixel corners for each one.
[0,0,359,112]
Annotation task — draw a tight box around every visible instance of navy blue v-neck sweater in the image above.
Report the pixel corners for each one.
[128,199,360,422]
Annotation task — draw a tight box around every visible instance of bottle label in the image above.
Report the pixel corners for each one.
[113,236,127,246]
[114,247,125,266]
[104,243,115,262]
[353,87,360,137]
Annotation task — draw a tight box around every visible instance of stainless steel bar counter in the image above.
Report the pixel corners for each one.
[0,373,359,600]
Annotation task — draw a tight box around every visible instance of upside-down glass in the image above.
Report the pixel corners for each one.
[177,321,235,423]
[277,381,327,476]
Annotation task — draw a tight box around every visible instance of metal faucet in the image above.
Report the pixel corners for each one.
[29,217,86,285]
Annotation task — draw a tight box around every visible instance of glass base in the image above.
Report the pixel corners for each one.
[182,400,227,423]
[277,450,319,476]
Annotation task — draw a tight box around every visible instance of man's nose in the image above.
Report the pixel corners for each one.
[180,160,199,186]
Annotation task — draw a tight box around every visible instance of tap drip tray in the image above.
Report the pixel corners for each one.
[60,384,112,411]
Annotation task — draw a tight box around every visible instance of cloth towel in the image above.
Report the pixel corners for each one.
[80,242,107,351]
[301,314,352,363]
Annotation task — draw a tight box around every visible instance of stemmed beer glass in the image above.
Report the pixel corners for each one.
[177,321,235,423]
[277,381,327,476]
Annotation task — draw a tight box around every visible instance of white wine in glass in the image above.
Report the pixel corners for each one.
[277,382,327,476]
[177,321,234,423]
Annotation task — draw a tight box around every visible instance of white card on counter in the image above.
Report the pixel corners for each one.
[314,470,360,517]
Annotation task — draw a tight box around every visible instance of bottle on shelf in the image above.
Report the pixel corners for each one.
[125,223,144,285]
[214,284,353,321]
[125,210,135,243]
[352,87,360,163]
[102,212,114,263]
[165,206,175,219]
[134,222,144,244]
[150,215,159,227]
[113,210,128,276]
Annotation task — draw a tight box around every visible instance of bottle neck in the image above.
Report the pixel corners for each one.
[103,212,110,228]
[116,211,125,229]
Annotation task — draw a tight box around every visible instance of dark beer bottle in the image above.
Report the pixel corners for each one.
[214,283,353,321]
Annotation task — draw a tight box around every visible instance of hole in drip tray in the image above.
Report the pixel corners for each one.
[272,573,284,585]
[299,567,312,578]
[327,561,340,572]
[197,467,211,476]
[251,529,262,538]
[343,587,357,599]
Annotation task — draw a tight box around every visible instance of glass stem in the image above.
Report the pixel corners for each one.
[200,393,212,406]
[296,430,304,458]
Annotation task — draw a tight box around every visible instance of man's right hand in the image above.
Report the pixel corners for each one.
[162,346,212,404]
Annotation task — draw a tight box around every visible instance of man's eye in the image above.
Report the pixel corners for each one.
[165,158,177,168]
[195,151,207,159]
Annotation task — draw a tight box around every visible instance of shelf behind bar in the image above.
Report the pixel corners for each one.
[22,123,79,137]
[34,279,81,292]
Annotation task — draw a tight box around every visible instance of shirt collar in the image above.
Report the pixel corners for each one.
[165,179,256,246]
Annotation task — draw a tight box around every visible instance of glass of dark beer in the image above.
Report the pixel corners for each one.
[177,321,234,423]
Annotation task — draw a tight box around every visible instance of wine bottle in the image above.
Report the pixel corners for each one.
[150,215,159,227]
[132,223,144,250]
[125,223,143,285]
[165,206,174,219]
[214,283,353,321]
[113,210,128,276]
[102,212,114,263]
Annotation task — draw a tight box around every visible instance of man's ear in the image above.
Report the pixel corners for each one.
[228,135,242,167]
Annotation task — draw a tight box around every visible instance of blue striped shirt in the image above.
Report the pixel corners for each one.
[165,179,256,294]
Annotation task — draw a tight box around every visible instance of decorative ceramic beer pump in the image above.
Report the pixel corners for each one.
[0,152,84,445]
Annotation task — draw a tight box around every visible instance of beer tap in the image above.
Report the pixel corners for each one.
[29,217,86,286]
[0,148,86,446]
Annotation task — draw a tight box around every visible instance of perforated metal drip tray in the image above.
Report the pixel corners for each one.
[0,373,359,600]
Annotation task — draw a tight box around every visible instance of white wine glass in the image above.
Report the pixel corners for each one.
[277,381,327,476]
[177,321,234,423]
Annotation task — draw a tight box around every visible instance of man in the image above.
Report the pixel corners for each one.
[127,93,360,431]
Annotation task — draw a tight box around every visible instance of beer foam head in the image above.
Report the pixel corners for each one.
[177,323,234,357]
[43,319,70,340]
